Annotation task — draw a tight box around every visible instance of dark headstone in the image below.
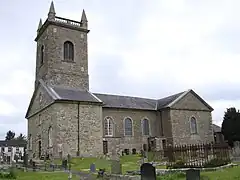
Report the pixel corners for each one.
[32,162,36,172]
[111,160,122,174]
[132,148,137,154]
[124,149,130,155]
[140,163,156,180]
[186,169,200,180]
[62,159,68,170]
[90,163,96,173]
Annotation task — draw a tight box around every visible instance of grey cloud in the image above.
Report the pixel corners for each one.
[90,54,185,99]
[196,82,240,101]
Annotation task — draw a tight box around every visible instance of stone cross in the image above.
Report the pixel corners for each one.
[186,169,200,180]
[140,163,156,180]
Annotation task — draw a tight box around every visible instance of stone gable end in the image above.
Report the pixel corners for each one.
[27,84,54,118]
[171,91,211,111]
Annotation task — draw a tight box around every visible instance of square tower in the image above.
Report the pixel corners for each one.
[35,2,89,90]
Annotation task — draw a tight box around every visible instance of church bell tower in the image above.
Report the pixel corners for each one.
[35,1,90,90]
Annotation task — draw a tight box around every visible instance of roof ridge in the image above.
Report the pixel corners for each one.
[93,92,156,101]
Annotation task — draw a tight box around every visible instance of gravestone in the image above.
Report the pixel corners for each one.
[62,159,68,170]
[232,141,240,162]
[140,163,156,180]
[90,163,96,173]
[186,169,200,180]
[132,148,136,154]
[111,160,122,175]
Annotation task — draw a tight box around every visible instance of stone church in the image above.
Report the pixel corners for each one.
[26,2,214,159]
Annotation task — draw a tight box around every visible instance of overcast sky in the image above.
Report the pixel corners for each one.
[0,0,239,139]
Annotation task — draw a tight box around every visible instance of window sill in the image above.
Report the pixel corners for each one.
[62,60,75,63]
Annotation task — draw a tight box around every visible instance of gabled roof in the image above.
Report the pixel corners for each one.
[165,89,214,111]
[26,79,214,117]
[25,80,102,118]
[156,91,185,109]
[93,91,185,111]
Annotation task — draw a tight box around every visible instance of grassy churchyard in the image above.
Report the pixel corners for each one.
[4,154,239,180]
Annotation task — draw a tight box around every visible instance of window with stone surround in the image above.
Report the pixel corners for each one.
[142,118,150,136]
[29,134,32,150]
[40,45,44,65]
[124,117,133,136]
[104,117,113,136]
[190,116,198,134]
[48,126,53,147]
[64,41,74,61]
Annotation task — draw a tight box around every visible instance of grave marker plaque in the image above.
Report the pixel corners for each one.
[186,169,200,180]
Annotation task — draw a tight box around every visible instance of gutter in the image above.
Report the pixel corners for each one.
[160,111,164,136]
[77,103,80,156]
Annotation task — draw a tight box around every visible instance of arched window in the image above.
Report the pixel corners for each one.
[104,117,113,136]
[40,45,44,65]
[190,117,198,134]
[28,134,32,150]
[142,118,150,136]
[124,118,133,136]
[48,126,53,147]
[64,41,74,61]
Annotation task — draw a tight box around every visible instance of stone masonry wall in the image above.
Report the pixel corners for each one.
[170,92,214,145]
[54,102,103,158]
[27,83,55,159]
[36,23,89,90]
[28,104,57,159]
[27,83,53,118]
[102,108,159,153]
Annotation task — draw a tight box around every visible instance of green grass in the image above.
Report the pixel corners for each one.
[14,171,79,180]
[14,156,240,180]
[49,154,151,174]
[158,166,240,180]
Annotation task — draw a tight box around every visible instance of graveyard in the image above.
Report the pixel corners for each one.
[0,141,240,179]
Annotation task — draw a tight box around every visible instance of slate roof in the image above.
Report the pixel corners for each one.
[93,92,185,110]
[93,93,157,110]
[0,140,27,147]
[156,92,185,109]
[52,87,101,103]
[26,79,213,118]
[212,124,221,133]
